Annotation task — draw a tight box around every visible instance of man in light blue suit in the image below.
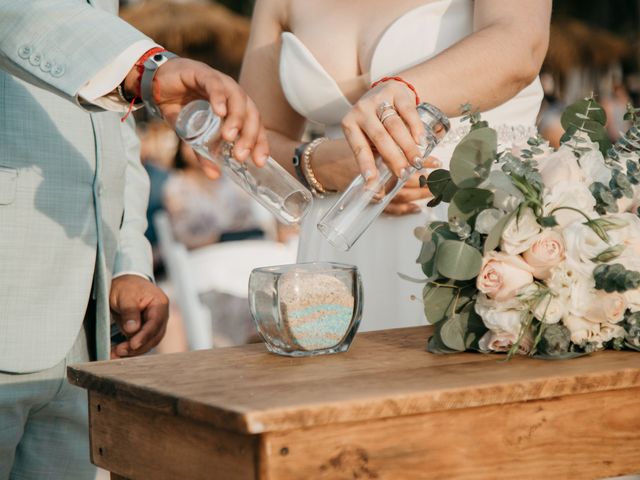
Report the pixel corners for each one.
[0,1,268,478]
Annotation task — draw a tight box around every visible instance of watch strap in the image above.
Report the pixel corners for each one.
[140,51,179,118]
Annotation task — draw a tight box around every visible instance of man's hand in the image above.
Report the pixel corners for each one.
[123,57,269,179]
[109,275,169,359]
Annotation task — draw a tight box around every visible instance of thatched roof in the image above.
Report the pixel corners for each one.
[545,19,632,74]
[120,0,250,78]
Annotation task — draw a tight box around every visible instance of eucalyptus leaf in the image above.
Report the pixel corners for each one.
[440,315,467,351]
[416,240,437,264]
[561,98,607,130]
[448,188,494,224]
[427,169,458,203]
[397,272,429,284]
[532,351,590,360]
[436,240,483,281]
[427,329,459,354]
[450,127,497,188]
[422,283,457,324]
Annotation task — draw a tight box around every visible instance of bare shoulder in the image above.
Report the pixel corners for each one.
[252,0,291,29]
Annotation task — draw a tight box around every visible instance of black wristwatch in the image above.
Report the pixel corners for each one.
[292,142,312,189]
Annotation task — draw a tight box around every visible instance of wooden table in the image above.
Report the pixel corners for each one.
[68,327,640,480]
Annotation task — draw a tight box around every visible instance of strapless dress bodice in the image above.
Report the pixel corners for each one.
[279,0,543,141]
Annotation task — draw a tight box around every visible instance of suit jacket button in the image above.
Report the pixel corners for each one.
[40,60,53,73]
[18,45,32,59]
[51,64,66,78]
[29,52,42,66]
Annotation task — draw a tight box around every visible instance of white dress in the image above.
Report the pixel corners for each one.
[279,0,543,332]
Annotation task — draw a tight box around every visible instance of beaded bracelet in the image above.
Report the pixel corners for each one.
[370,76,421,105]
[301,137,333,197]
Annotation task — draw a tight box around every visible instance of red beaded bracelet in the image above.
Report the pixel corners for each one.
[370,76,421,105]
[121,47,168,121]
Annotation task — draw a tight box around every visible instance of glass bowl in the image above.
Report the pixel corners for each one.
[248,262,363,356]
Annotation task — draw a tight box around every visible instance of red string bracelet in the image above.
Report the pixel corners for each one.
[121,46,168,122]
[370,76,421,105]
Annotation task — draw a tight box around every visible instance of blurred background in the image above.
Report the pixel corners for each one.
[116,0,640,354]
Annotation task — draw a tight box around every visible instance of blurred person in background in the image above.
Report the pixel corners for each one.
[164,141,265,249]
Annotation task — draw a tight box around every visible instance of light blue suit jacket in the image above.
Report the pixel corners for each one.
[0,0,154,372]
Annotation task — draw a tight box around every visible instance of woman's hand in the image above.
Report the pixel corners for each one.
[341,80,438,181]
[384,171,434,216]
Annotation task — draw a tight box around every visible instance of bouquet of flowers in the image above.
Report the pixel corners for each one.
[416,97,640,359]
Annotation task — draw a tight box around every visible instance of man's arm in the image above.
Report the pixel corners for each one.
[0,0,150,105]
[109,116,169,359]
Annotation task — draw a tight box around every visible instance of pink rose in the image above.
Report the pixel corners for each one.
[477,252,534,301]
[478,329,534,355]
[523,230,566,280]
[583,292,627,324]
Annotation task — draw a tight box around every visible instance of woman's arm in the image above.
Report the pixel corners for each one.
[239,0,432,212]
[342,0,552,179]
[240,0,362,191]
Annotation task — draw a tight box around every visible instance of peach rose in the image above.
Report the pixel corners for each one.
[477,252,534,301]
[523,230,566,280]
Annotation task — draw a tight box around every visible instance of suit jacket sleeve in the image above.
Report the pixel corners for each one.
[113,116,154,281]
[0,0,151,106]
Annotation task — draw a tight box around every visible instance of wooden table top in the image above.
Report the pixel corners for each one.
[68,326,640,435]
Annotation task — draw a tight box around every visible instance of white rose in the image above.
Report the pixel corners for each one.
[562,222,609,278]
[476,252,535,301]
[544,181,597,228]
[500,208,541,255]
[538,146,587,189]
[608,214,640,268]
[579,149,612,185]
[598,323,626,346]
[563,315,600,345]
[475,293,527,337]
[583,291,627,324]
[624,289,640,313]
[533,293,568,324]
[523,230,566,279]
[475,208,505,235]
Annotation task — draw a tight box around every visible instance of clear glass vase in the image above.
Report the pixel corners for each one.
[175,100,313,225]
[248,262,363,356]
[318,103,450,250]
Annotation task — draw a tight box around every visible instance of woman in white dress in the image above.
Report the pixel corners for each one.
[240,0,552,331]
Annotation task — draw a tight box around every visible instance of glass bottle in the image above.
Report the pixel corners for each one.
[175,100,313,225]
[317,103,450,250]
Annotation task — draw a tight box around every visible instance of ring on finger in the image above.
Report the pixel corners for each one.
[379,108,399,125]
[376,101,396,121]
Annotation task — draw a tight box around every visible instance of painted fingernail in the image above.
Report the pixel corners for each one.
[227,128,239,140]
[400,167,412,180]
[429,158,442,168]
[237,148,250,159]
[412,156,424,169]
[363,170,374,180]
[124,320,138,333]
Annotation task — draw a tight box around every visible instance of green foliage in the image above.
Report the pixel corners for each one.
[594,263,640,293]
[535,324,572,357]
[449,127,497,188]
[424,169,458,207]
[448,188,494,225]
[591,244,626,263]
[561,96,612,155]
[435,240,483,281]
